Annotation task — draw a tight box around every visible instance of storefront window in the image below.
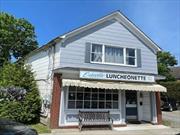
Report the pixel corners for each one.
[68,86,119,109]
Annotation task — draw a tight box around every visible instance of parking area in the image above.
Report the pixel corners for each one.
[162,110,180,128]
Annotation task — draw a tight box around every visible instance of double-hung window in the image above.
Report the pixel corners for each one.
[91,44,103,62]
[105,46,124,64]
[90,43,137,66]
[126,48,136,66]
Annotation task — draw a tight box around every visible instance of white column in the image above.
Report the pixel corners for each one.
[151,92,157,124]
[59,86,66,126]
[137,92,143,121]
[121,90,126,124]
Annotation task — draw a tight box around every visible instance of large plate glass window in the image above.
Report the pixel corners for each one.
[67,86,119,109]
[105,46,124,64]
[126,48,136,65]
[91,44,103,62]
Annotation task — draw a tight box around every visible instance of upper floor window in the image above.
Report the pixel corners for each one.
[126,48,136,65]
[105,46,124,64]
[91,44,103,62]
[90,43,137,66]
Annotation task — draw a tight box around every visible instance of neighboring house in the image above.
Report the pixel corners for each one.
[171,66,180,80]
[25,11,166,129]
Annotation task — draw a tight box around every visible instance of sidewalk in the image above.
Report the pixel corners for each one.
[40,124,180,135]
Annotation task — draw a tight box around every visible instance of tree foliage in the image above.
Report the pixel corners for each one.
[157,51,177,81]
[0,63,41,123]
[0,12,38,67]
[159,81,180,102]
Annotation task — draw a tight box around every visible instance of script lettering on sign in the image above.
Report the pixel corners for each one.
[80,71,155,83]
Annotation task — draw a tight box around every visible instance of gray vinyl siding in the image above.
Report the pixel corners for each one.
[60,20,158,74]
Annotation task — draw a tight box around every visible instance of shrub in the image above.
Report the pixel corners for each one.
[159,81,180,101]
[0,87,26,101]
[0,63,41,124]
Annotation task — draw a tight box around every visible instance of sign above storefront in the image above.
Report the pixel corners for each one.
[80,71,155,83]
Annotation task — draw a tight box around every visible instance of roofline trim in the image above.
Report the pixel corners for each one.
[25,11,161,59]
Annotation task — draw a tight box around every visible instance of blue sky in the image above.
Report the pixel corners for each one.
[1,0,180,65]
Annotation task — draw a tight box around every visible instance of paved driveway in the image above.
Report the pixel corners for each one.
[162,110,180,127]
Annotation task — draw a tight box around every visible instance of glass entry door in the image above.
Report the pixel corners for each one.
[126,91,137,120]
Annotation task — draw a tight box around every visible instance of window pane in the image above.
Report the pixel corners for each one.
[92,88,97,93]
[91,44,102,62]
[69,86,76,92]
[106,94,112,100]
[84,88,91,92]
[92,44,102,53]
[106,101,112,109]
[126,57,135,65]
[92,93,98,100]
[68,101,75,109]
[77,93,83,100]
[106,90,111,93]
[113,94,118,101]
[77,87,84,92]
[126,48,135,57]
[105,46,124,64]
[68,92,75,100]
[113,90,118,94]
[91,53,102,62]
[76,101,83,109]
[99,101,105,109]
[99,93,105,100]
[91,101,98,108]
[84,93,91,100]
[113,102,118,109]
[99,89,105,93]
[84,101,90,109]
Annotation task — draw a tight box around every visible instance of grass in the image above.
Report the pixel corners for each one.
[30,123,51,134]
[162,120,171,127]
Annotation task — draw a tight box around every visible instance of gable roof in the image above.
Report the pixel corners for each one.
[25,11,161,58]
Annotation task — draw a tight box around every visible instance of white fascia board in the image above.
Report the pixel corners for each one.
[62,11,161,53]
[114,12,161,52]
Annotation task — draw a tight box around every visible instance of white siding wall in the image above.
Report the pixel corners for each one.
[60,21,158,74]
[142,92,151,121]
[26,44,60,99]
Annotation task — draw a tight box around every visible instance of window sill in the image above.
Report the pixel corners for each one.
[90,61,137,67]
[65,108,120,111]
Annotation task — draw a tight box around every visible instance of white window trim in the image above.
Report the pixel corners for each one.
[66,86,120,110]
[90,43,137,67]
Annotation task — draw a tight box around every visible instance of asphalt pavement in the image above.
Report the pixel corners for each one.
[162,110,180,127]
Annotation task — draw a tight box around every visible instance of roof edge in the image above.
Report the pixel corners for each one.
[24,10,162,59]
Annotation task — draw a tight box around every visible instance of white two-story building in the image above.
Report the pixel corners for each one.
[25,11,166,129]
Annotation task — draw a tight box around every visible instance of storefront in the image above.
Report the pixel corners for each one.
[25,11,167,129]
[50,70,166,128]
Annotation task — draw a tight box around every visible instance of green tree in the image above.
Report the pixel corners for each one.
[0,62,41,123]
[0,12,38,67]
[157,51,177,81]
